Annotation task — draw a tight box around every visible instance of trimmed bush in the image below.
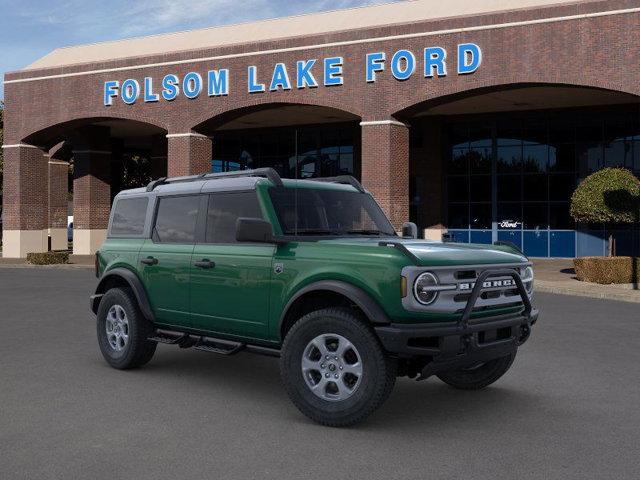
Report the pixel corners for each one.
[574,256,640,284]
[27,251,70,265]
[570,168,640,224]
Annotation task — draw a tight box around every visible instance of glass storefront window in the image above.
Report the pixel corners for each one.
[212,123,358,180]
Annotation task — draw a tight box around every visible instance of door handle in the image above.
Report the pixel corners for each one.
[140,256,158,266]
[194,259,215,269]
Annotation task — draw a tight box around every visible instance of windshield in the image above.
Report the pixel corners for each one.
[269,187,396,236]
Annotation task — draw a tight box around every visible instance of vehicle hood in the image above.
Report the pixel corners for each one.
[316,237,528,267]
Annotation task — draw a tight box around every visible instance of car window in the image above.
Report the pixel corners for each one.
[268,188,395,236]
[153,195,200,244]
[205,192,263,243]
[110,197,148,236]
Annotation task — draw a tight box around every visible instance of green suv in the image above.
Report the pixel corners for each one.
[91,168,537,426]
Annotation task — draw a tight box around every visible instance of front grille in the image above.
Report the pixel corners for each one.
[402,262,533,314]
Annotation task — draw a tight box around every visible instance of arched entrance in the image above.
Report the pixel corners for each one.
[398,84,640,257]
[3,118,167,257]
[194,103,361,180]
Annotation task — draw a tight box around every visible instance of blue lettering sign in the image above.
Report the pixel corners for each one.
[161,74,179,101]
[296,60,318,89]
[366,52,385,83]
[121,79,140,104]
[424,47,447,77]
[248,66,265,93]
[208,69,229,96]
[183,72,203,99]
[324,57,343,86]
[101,45,483,105]
[390,50,415,81]
[144,77,159,102]
[104,80,119,106]
[458,43,482,74]
[270,63,292,91]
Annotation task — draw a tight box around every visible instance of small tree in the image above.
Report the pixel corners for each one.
[570,168,640,256]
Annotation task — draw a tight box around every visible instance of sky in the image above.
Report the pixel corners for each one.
[0,0,400,100]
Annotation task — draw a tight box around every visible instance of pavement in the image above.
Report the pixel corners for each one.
[1,267,639,480]
[532,258,640,303]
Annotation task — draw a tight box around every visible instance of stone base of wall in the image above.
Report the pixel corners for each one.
[49,228,68,251]
[2,230,48,258]
[73,229,107,255]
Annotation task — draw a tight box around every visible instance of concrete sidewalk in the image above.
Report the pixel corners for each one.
[533,258,640,304]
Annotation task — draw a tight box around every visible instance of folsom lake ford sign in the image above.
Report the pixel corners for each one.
[103,43,482,106]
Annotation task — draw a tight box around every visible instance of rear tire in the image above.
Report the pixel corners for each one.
[97,287,157,370]
[436,353,516,390]
[280,308,396,427]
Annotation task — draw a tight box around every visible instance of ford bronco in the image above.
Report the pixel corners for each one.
[91,168,537,426]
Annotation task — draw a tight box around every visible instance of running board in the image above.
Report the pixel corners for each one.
[148,329,280,357]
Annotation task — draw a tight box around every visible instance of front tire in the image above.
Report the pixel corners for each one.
[436,353,516,390]
[96,287,157,370]
[280,308,396,427]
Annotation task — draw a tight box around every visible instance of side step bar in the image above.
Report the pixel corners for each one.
[148,328,280,357]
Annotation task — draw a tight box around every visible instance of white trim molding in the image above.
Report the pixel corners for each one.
[360,120,409,127]
[1,143,42,150]
[48,160,70,166]
[166,133,212,139]
[3,7,639,85]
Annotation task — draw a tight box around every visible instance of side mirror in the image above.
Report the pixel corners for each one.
[236,217,275,243]
[401,221,418,239]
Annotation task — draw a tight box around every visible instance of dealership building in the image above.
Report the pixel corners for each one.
[3,0,640,257]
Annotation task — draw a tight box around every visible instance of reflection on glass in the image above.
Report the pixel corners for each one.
[497,145,522,173]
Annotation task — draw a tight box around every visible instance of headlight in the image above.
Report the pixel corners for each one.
[522,266,534,294]
[414,272,439,305]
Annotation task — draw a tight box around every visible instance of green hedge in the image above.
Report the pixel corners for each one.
[574,256,640,284]
[27,251,69,265]
[570,168,640,224]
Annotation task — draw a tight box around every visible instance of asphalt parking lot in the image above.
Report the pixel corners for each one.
[1,267,638,480]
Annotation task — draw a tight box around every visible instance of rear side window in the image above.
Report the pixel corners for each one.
[153,195,200,244]
[205,192,263,243]
[110,197,148,236]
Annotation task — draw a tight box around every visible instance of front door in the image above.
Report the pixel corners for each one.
[139,194,202,329]
[190,192,275,339]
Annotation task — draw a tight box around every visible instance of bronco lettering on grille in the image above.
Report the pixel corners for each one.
[458,279,515,291]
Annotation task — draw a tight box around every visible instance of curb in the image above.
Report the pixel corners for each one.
[0,263,93,270]
[535,280,640,304]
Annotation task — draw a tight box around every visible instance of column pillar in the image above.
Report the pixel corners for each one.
[360,120,410,230]
[1,143,49,258]
[71,127,111,255]
[72,149,111,255]
[48,158,69,251]
[151,134,168,179]
[166,132,212,177]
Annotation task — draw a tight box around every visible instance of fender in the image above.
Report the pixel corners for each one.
[280,280,391,329]
[91,268,155,322]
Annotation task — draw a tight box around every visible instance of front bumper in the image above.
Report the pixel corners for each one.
[376,309,537,357]
[375,267,538,378]
[375,309,537,378]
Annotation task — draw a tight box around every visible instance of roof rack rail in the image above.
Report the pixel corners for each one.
[146,167,283,191]
[311,175,365,193]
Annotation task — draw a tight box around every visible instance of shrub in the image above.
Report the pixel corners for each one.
[570,168,640,224]
[27,251,70,265]
[573,256,640,284]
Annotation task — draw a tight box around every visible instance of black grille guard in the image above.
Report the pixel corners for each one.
[458,268,533,329]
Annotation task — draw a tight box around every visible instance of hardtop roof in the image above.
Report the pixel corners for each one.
[115,175,360,199]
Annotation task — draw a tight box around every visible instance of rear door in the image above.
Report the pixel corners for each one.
[190,191,275,339]
[139,194,203,329]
